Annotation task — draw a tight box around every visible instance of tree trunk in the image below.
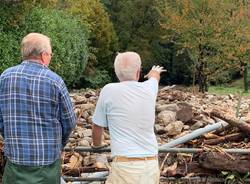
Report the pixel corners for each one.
[199,152,250,173]
[204,133,245,145]
[210,109,250,135]
[243,63,248,92]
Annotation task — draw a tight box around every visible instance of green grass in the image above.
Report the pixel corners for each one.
[209,78,250,96]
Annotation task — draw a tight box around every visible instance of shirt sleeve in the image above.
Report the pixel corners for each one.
[59,82,77,147]
[143,77,159,97]
[92,89,108,127]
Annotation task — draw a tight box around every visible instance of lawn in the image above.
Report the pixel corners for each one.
[208,78,250,96]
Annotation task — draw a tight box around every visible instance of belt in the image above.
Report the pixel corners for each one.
[113,156,157,162]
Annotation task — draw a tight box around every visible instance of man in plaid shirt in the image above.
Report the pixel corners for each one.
[0,33,76,184]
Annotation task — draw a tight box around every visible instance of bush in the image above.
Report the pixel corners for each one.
[0,3,24,74]
[22,7,89,88]
[82,69,112,88]
[65,0,118,86]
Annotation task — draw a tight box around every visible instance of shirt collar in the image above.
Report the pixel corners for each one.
[22,60,48,69]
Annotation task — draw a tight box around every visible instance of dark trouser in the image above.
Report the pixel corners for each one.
[2,159,61,184]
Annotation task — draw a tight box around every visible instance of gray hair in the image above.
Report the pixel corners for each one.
[114,52,141,81]
[21,33,51,59]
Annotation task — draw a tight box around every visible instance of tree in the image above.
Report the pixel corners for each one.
[64,0,118,87]
[161,0,250,92]
[226,0,250,92]
[102,0,172,74]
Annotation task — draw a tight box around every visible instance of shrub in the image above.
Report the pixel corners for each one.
[22,7,89,88]
[0,3,24,74]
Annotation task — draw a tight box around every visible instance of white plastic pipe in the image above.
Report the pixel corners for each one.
[160,120,228,148]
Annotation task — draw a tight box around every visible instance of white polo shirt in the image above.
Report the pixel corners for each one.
[92,78,158,157]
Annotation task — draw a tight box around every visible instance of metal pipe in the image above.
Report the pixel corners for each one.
[64,146,111,153]
[63,176,250,183]
[158,147,250,154]
[65,171,109,184]
[63,176,106,182]
[160,121,228,148]
[64,146,250,154]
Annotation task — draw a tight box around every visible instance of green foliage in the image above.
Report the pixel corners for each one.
[64,0,118,86]
[221,171,250,184]
[0,3,26,73]
[161,0,250,92]
[22,7,89,88]
[104,0,169,71]
[0,3,89,88]
[82,69,112,88]
[0,31,21,74]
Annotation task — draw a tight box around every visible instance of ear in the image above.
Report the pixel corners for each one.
[40,52,46,64]
[135,68,140,81]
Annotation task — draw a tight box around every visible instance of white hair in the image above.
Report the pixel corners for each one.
[21,33,51,59]
[114,51,141,81]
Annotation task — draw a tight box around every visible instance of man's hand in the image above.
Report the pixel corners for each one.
[144,65,167,81]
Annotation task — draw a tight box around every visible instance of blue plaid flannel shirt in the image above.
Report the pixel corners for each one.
[0,60,76,166]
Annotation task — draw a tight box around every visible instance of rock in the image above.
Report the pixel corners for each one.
[83,155,97,166]
[190,121,204,130]
[183,125,190,130]
[78,139,90,147]
[165,121,184,136]
[84,137,93,143]
[83,129,92,137]
[81,111,89,119]
[75,127,85,137]
[245,112,250,122]
[68,137,76,143]
[157,110,176,125]
[87,116,93,124]
[85,90,96,98]
[201,115,215,124]
[174,130,191,139]
[154,124,166,134]
[65,153,83,168]
[176,102,193,123]
[156,104,179,113]
[79,103,95,111]
[74,108,81,118]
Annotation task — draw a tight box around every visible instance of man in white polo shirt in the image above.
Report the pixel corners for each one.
[92,51,166,184]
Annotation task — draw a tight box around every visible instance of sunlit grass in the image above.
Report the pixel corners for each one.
[209,78,250,96]
[208,86,250,95]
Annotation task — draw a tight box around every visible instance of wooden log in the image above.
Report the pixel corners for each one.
[210,109,250,135]
[62,167,108,177]
[162,162,216,177]
[204,133,245,145]
[199,152,250,173]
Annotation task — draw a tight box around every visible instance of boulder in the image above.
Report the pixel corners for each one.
[176,102,193,123]
[157,110,176,125]
[165,121,184,136]
[156,104,179,113]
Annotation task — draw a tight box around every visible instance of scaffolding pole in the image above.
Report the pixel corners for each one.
[64,146,250,154]
[63,176,250,183]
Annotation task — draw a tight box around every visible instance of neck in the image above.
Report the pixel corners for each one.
[24,58,47,66]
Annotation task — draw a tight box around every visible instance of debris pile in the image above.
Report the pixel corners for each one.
[1,87,250,183]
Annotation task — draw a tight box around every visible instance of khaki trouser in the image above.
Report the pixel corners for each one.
[2,159,61,184]
[105,159,160,184]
